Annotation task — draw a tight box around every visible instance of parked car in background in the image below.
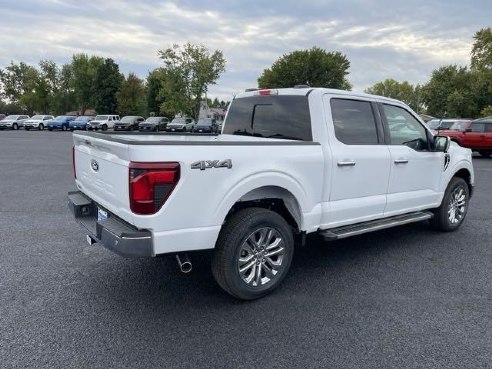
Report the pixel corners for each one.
[138,116,169,132]
[114,116,145,131]
[69,116,94,131]
[447,120,473,132]
[24,115,54,130]
[87,115,120,131]
[48,116,76,131]
[426,118,470,134]
[0,114,5,121]
[440,117,492,157]
[0,115,30,130]
[192,118,218,133]
[165,117,195,132]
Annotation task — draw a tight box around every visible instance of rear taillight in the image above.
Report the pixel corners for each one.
[129,162,180,215]
[72,145,76,179]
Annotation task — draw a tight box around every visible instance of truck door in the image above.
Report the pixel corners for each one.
[321,97,391,228]
[462,122,485,148]
[379,103,444,214]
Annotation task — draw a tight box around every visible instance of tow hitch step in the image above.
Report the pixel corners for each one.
[319,211,433,240]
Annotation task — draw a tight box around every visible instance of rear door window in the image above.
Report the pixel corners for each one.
[485,123,492,132]
[330,98,379,145]
[471,123,485,132]
[223,95,312,141]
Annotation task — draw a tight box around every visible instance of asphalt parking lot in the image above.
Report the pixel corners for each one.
[1,130,491,369]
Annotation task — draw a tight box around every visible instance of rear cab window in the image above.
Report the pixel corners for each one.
[223,95,312,141]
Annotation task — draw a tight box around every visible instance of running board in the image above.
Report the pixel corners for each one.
[319,211,434,241]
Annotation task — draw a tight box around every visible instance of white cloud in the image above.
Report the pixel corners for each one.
[0,0,490,100]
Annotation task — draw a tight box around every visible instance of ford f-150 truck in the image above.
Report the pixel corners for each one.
[68,87,474,299]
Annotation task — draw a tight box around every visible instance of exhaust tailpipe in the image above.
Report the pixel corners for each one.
[176,254,192,273]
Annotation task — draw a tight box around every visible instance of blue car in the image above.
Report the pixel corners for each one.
[69,116,94,131]
[47,116,76,131]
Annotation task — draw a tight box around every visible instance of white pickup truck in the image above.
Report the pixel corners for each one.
[68,87,474,299]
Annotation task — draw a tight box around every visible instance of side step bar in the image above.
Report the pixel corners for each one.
[319,211,433,241]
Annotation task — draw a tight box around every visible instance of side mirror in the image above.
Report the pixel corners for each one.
[465,128,472,133]
[434,135,450,153]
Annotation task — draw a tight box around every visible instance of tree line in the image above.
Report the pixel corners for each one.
[2,28,491,120]
[0,43,226,121]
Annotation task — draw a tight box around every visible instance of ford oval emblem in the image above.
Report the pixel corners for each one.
[91,159,99,172]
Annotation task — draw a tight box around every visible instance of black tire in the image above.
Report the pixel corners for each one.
[39,123,44,131]
[479,151,491,157]
[62,125,67,131]
[25,127,30,131]
[155,126,159,132]
[101,124,108,131]
[212,208,294,300]
[13,123,18,130]
[48,128,53,131]
[430,177,469,232]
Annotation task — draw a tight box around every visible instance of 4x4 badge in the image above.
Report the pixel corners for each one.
[191,159,232,171]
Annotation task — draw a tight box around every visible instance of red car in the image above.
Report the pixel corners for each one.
[439,117,492,157]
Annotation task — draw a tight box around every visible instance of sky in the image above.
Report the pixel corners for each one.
[0,0,490,101]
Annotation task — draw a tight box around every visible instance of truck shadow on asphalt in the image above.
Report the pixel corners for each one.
[80,220,451,308]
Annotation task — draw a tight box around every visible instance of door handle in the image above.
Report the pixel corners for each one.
[337,160,356,167]
[394,159,409,164]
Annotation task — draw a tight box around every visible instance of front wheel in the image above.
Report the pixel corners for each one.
[39,123,44,131]
[62,125,67,131]
[431,177,470,232]
[13,123,18,130]
[101,124,108,131]
[479,151,491,157]
[212,208,294,300]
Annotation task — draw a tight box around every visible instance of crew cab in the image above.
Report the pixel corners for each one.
[439,117,492,157]
[68,87,475,300]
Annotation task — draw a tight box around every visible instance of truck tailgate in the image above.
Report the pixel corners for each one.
[73,134,134,224]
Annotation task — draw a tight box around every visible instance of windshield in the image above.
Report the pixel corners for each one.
[121,116,136,123]
[427,119,441,129]
[6,115,20,120]
[145,117,162,123]
[54,116,69,120]
[449,121,470,131]
[74,116,90,121]
[31,115,44,120]
[94,115,109,120]
[197,119,213,126]
[440,121,454,129]
[171,118,187,124]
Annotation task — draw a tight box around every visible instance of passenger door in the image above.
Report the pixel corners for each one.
[380,104,444,215]
[322,97,391,227]
[462,122,485,148]
[485,123,492,149]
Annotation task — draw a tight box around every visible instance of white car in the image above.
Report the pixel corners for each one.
[86,115,120,131]
[166,117,195,132]
[23,115,54,130]
[0,115,30,130]
[69,87,474,300]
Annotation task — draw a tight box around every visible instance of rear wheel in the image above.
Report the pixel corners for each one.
[431,177,469,232]
[212,208,294,300]
[479,151,491,157]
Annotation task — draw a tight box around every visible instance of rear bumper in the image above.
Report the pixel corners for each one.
[68,191,153,257]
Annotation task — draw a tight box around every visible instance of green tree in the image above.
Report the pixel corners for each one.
[365,79,420,110]
[258,47,351,90]
[422,65,478,118]
[70,54,104,114]
[158,43,226,121]
[117,73,146,116]
[0,61,39,113]
[93,58,123,114]
[471,27,492,71]
[480,105,492,117]
[146,68,166,116]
